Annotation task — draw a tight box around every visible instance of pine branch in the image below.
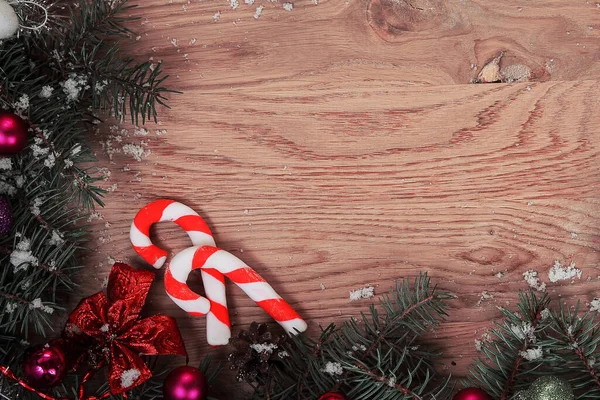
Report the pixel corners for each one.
[243,274,454,400]
[466,291,551,400]
[0,1,175,398]
[543,302,600,399]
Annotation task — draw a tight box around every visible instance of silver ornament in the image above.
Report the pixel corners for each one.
[0,0,19,40]
[520,376,574,400]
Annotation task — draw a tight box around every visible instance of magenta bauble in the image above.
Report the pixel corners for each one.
[0,111,28,156]
[163,366,207,400]
[22,342,67,389]
[318,392,349,400]
[452,387,494,400]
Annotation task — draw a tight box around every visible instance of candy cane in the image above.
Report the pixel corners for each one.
[130,199,215,268]
[130,200,231,344]
[130,200,307,346]
[167,245,307,345]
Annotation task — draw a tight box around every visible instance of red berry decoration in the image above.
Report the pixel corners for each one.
[163,366,207,400]
[452,387,494,400]
[0,111,28,156]
[318,393,348,400]
[22,342,68,389]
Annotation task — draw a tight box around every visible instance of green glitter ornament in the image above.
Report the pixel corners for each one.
[516,376,574,400]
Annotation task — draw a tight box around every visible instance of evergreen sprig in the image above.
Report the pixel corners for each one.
[237,274,454,400]
[466,291,600,400]
[544,302,600,398]
[466,291,551,400]
[0,0,174,398]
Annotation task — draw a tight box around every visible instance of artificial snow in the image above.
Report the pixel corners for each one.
[0,181,16,196]
[39,86,54,98]
[0,158,12,171]
[519,347,543,361]
[48,231,65,247]
[31,143,49,158]
[44,153,56,168]
[61,74,89,102]
[589,298,600,312]
[548,260,582,283]
[133,127,149,136]
[30,197,43,216]
[510,322,536,343]
[29,298,54,314]
[321,361,344,376]
[477,291,494,306]
[14,175,24,188]
[4,303,17,314]
[250,343,278,354]
[540,308,551,320]
[387,376,396,387]
[122,143,150,161]
[10,236,38,272]
[100,323,110,333]
[13,94,30,114]
[283,2,293,10]
[523,270,546,292]
[230,0,239,9]
[349,286,375,301]
[254,5,264,18]
[120,369,141,388]
[95,80,108,93]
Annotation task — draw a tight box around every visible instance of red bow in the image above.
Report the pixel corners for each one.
[64,263,187,395]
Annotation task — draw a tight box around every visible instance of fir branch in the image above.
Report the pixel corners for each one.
[249,274,453,400]
[543,303,600,398]
[466,291,551,400]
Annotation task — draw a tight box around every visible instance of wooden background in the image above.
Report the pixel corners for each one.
[84,0,600,394]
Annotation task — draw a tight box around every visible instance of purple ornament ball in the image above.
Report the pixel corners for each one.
[163,366,207,400]
[0,197,13,236]
[22,342,67,389]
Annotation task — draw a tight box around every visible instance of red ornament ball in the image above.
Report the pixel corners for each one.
[22,342,67,389]
[163,366,207,400]
[318,393,348,400]
[0,111,28,156]
[452,387,494,400]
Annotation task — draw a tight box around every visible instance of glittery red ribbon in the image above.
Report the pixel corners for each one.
[0,263,187,399]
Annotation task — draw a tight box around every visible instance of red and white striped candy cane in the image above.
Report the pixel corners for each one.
[130,199,215,268]
[130,200,232,344]
[130,200,307,346]
[167,245,307,345]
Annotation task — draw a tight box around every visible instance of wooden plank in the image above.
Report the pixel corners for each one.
[123,0,600,85]
[89,78,600,377]
[82,0,600,388]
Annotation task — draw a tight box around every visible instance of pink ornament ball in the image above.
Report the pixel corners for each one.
[163,366,208,400]
[0,111,28,156]
[452,387,494,400]
[22,342,67,389]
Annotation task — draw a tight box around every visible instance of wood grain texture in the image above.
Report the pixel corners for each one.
[84,0,600,391]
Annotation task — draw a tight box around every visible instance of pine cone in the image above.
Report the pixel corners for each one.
[227,322,288,384]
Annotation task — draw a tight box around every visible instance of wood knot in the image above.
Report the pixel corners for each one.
[367,0,446,39]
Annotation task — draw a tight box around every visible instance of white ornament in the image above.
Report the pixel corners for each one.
[0,0,19,40]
